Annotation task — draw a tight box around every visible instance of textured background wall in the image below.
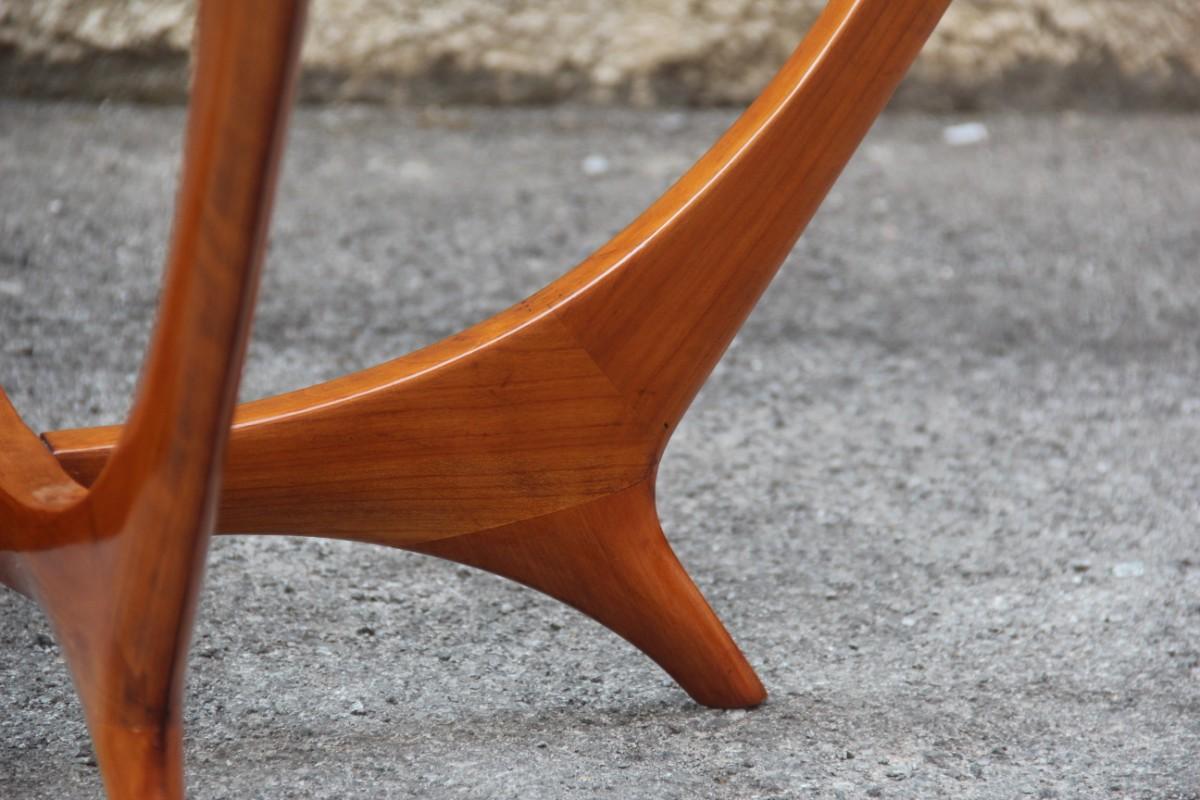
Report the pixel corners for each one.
[1,0,1198,108]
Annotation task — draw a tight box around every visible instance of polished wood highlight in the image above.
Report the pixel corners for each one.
[0,2,305,797]
[45,0,950,712]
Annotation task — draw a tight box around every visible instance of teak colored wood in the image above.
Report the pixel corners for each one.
[0,2,305,797]
[47,0,950,706]
[3,0,951,795]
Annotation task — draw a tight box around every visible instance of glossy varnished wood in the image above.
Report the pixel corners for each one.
[45,0,951,711]
[0,2,305,797]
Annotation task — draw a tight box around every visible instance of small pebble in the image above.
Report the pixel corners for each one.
[943,121,989,146]
[581,153,610,176]
[1112,561,1145,578]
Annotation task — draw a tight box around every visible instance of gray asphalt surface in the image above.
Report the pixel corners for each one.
[1,103,1198,799]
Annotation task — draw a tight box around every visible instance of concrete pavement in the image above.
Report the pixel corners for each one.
[1,103,1198,798]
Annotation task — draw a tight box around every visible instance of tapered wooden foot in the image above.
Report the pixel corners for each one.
[88,722,184,800]
[24,535,194,800]
[413,481,765,708]
[75,659,186,799]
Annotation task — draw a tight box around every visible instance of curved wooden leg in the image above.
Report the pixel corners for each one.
[1,1,306,796]
[413,481,765,708]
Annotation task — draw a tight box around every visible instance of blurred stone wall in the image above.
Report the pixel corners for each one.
[2,0,1197,108]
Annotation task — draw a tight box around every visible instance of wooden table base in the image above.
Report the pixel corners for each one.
[4,0,951,796]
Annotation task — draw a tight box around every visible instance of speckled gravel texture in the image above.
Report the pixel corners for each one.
[1,103,1198,799]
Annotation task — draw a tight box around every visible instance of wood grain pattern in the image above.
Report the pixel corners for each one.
[0,2,305,797]
[45,0,952,712]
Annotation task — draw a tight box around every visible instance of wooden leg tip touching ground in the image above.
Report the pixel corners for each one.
[412,481,766,709]
[89,722,184,800]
